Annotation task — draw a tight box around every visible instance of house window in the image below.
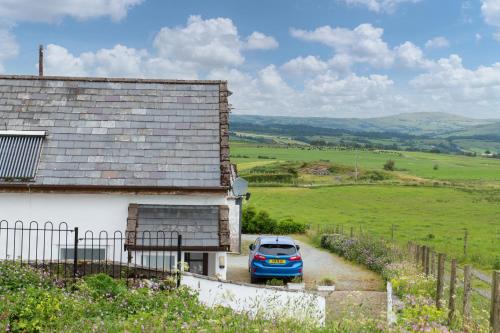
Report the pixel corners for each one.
[0,130,45,182]
[185,252,208,275]
[141,255,176,271]
[60,248,106,261]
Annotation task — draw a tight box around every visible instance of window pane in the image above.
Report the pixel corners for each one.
[258,244,296,256]
[61,248,106,260]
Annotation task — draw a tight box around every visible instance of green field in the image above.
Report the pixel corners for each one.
[232,142,500,183]
[247,186,500,269]
[232,142,500,270]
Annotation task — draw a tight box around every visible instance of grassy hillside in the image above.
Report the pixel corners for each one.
[232,142,500,183]
[247,186,500,270]
[232,142,500,270]
[232,112,491,135]
[231,113,500,154]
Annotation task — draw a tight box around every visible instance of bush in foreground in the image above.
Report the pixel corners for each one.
[0,262,387,332]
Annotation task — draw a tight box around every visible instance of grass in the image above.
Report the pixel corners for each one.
[0,262,387,333]
[246,185,500,270]
[232,142,500,270]
[232,142,500,183]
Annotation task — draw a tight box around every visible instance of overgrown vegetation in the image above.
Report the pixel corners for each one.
[240,160,395,186]
[242,206,307,235]
[0,262,391,332]
[318,234,490,332]
[320,234,399,275]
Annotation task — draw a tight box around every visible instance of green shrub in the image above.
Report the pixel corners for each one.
[494,256,500,270]
[0,262,51,293]
[277,217,307,234]
[242,207,307,234]
[319,277,335,286]
[266,278,284,286]
[383,159,395,171]
[359,170,391,181]
[243,173,297,184]
[80,273,127,299]
[320,234,399,274]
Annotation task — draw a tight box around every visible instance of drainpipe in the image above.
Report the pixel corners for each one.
[236,196,243,254]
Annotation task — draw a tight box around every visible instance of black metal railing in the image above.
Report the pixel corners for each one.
[0,220,183,286]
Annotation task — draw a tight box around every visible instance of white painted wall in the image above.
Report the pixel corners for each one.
[0,191,237,279]
[182,273,326,326]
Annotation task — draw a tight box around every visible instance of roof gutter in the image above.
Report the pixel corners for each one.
[0,183,229,195]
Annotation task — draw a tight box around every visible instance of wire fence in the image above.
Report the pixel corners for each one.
[0,220,183,286]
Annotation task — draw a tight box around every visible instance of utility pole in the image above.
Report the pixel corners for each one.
[354,150,359,182]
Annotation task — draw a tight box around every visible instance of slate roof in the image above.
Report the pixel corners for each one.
[0,76,229,188]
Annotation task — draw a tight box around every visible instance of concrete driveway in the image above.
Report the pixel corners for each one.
[227,234,384,291]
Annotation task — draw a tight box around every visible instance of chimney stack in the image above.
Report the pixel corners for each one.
[38,45,44,77]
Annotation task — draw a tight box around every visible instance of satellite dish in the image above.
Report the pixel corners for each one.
[232,177,248,197]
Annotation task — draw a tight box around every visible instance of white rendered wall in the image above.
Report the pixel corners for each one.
[182,273,325,326]
[0,191,235,279]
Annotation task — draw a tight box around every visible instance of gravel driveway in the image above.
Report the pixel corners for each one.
[227,234,384,291]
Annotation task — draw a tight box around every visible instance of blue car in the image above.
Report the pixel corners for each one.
[248,236,303,283]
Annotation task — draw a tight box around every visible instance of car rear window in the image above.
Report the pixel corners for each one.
[258,244,296,256]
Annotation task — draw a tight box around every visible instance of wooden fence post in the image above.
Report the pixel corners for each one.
[448,259,457,324]
[391,224,395,242]
[422,246,427,272]
[436,253,445,309]
[463,265,472,326]
[350,226,354,238]
[430,250,436,276]
[491,270,500,333]
[425,247,430,276]
[416,245,421,265]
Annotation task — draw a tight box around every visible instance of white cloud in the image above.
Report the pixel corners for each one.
[291,23,433,70]
[209,65,399,117]
[395,42,433,69]
[291,23,394,68]
[153,15,244,68]
[45,43,200,79]
[409,55,500,117]
[0,0,142,73]
[341,0,421,13]
[0,0,143,23]
[281,55,329,75]
[44,16,257,79]
[425,36,450,49]
[0,25,18,73]
[245,31,279,50]
[45,44,88,76]
[482,0,500,28]
[476,33,483,42]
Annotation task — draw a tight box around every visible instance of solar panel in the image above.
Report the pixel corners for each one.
[0,132,44,181]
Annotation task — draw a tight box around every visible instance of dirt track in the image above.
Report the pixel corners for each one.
[227,234,384,291]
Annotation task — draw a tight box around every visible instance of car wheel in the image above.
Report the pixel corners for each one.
[250,275,259,284]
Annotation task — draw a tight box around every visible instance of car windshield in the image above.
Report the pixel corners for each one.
[258,244,296,256]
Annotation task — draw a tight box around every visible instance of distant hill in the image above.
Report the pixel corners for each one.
[232,112,492,136]
[230,112,500,154]
[442,122,500,139]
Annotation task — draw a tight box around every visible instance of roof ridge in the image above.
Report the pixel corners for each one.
[0,75,226,85]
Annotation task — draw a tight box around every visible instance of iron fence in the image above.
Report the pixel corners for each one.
[0,220,183,286]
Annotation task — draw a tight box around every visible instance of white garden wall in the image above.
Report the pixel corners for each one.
[182,273,326,326]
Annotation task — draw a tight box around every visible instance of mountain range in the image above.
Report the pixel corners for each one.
[231,112,500,154]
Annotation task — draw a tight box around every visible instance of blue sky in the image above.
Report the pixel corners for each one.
[1,0,500,119]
